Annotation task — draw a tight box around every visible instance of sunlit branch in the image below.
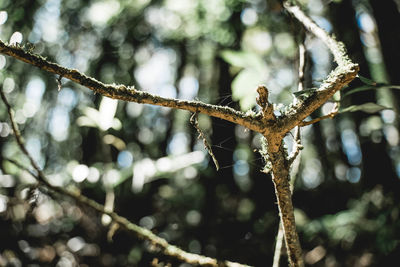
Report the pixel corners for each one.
[0,40,266,135]
[285,3,352,67]
[0,90,251,267]
[281,2,359,133]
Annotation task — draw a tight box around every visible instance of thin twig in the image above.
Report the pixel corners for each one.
[288,128,303,165]
[1,90,46,184]
[296,33,307,93]
[287,37,306,166]
[0,90,250,267]
[272,223,285,267]
[299,111,338,127]
[57,74,63,91]
[4,157,38,178]
[190,113,219,170]
[4,158,41,213]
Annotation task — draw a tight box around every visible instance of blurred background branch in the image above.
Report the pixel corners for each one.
[1,89,250,267]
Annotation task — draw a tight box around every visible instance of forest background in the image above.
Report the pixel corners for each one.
[0,0,400,266]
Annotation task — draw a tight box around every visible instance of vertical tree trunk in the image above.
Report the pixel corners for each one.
[268,143,304,267]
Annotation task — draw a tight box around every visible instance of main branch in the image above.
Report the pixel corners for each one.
[0,40,268,135]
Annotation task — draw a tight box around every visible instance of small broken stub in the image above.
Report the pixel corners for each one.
[256,85,269,110]
[256,85,275,121]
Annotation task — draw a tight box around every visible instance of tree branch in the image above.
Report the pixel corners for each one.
[281,3,359,134]
[267,142,304,267]
[0,40,267,135]
[190,112,220,170]
[265,3,359,267]
[287,36,307,166]
[0,89,251,267]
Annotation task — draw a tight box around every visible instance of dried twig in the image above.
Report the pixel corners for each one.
[3,158,41,213]
[299,110,338,127]
[190,113,219,170]
[57,74,63,91]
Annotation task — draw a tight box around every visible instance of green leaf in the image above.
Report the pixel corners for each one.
[340,102,391,114]
[231,69,265,111]
[220,50,269,111]
[342,85,376,97]
[358,75,377,86]
[343,84,400,98]
[220,50,266,70]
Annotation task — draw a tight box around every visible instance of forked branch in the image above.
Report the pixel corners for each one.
[281,3,359,134]
[264,2,359,267]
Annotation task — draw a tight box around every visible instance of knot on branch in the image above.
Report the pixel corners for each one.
[256,85,275,121]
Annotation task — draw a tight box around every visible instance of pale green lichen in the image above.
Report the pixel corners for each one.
[272,102,298,118]
[245,109,257,118]
[259,136,272,173]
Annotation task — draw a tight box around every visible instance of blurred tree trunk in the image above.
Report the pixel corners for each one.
[370,0,400,85]
[329,0,397,193]
[368,0,400,195]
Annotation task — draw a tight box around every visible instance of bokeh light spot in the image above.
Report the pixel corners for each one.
[10,31,23,44]
[0,11,8,25]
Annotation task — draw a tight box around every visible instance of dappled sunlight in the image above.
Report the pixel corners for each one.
[9,31,22,44]
[1,0,400,265]
[132,151,205,192]
[86,0,121,27]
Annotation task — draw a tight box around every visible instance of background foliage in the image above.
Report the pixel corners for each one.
[1,0,400,266]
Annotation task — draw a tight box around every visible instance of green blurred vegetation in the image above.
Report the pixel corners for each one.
[1,0,400,266]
